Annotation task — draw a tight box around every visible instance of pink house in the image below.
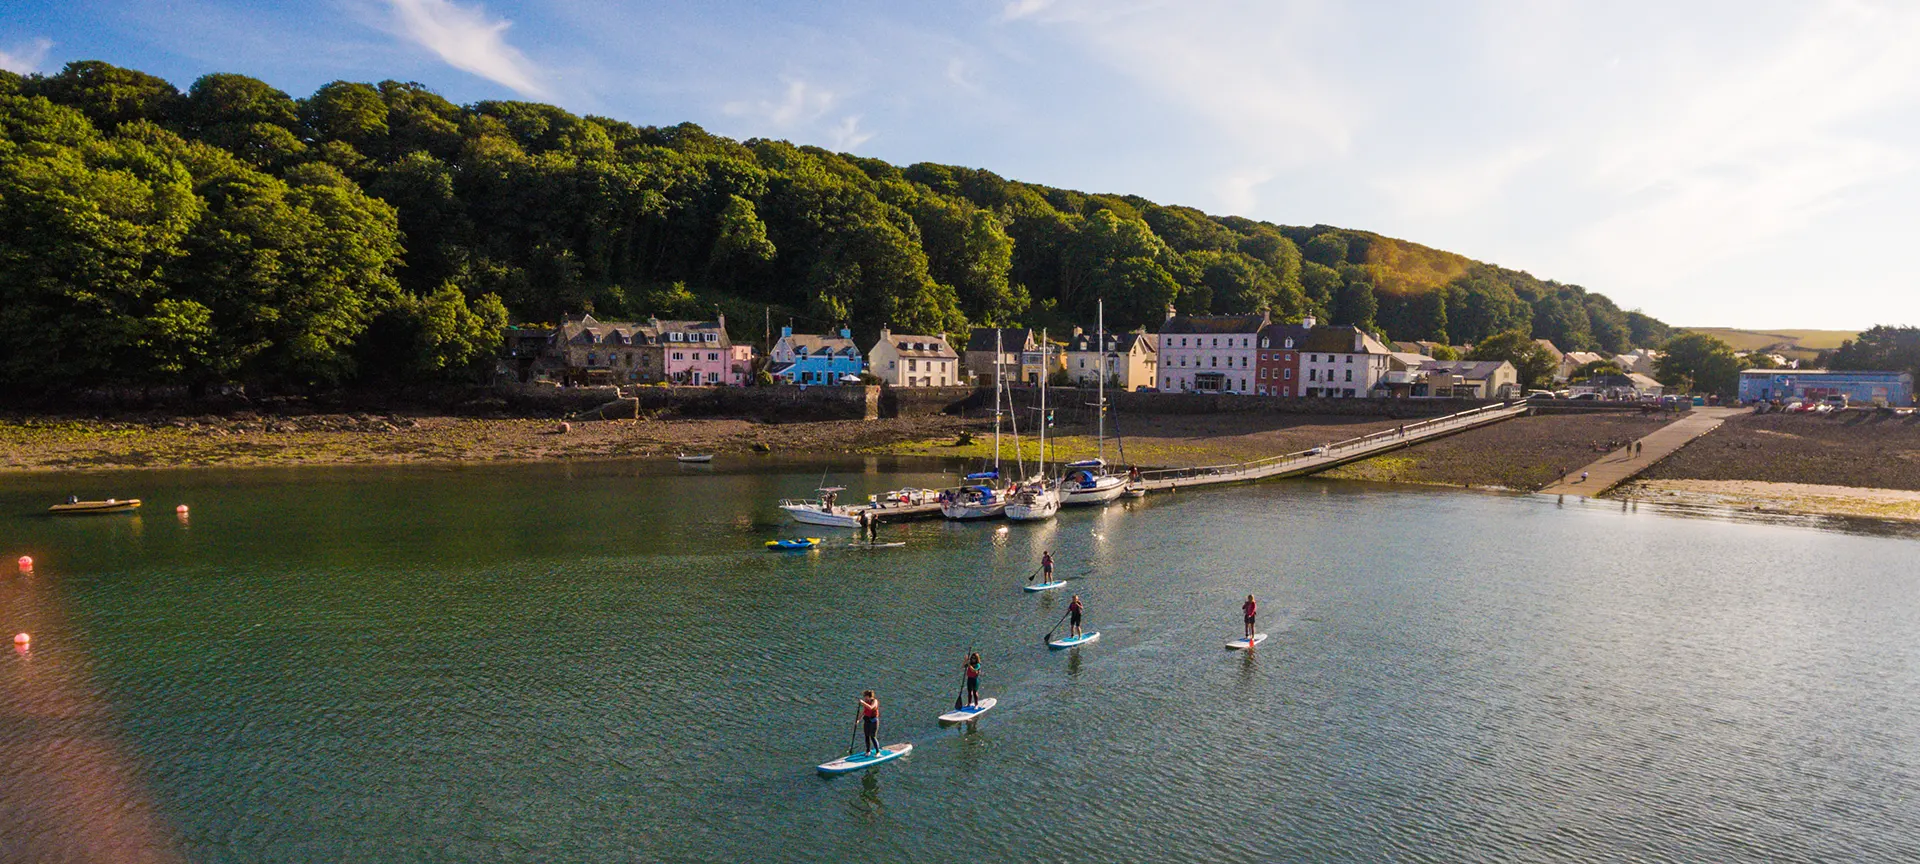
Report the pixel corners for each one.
[654,316,743,386]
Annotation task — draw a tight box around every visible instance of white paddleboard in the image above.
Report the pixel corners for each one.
[1023,580,1066,592]
[853,542,907,549]
[817,743,912,775]
[1226,633,1268,650]
[1048,631,1100,649]
[937,697,997,723]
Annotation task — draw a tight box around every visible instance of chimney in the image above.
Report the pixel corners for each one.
[1164,304,1177,322]
[716,313,726,331]
[649,316,661,331]
[1301,315,1317,328]
[839,327,851,339]
[780,325,793,339]
[1072,326,1084,338]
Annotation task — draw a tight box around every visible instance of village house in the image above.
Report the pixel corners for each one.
[1298,325,1392,398]
[501,325,558,383]
[964,328,1047,384]
[1063,329,1158,391]
[1415,359,1519,399]
[654,316,743,386]
[1254,321,1311,396]
[1157,309,1268,393]
[868,328,960,387]
[544,314,667,386]
[1557,350,1609,383]
[769,326,864,385]
[1571,372,1664,400]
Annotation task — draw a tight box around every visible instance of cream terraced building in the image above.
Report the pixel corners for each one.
[1157,311,1268,393]
[867,327,960,387]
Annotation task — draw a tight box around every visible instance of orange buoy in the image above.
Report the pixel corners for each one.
[176,504,189,514]
[12,633,27,645]
[15,556,29,573]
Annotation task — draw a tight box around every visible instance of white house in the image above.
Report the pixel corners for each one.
[867,327,959,387]
[1298,325,1392,398]
[1156,310,1268,393]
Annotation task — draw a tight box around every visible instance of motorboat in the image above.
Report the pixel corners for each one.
[780,486,861,527]
[48,498,142,514]
[676,453,714,463]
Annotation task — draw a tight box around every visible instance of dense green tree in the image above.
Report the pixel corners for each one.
[31,61,182,129]
[1333,281,1377,330]
[1469,329,1557,390]
[1828,325,1920,381]
[1656,332,1743,396]
[1303,231,1349,268]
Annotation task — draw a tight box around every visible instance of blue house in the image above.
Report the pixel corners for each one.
[769,326,865,385]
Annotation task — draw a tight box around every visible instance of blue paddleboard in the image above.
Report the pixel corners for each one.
[818,743,912,775]
[1048,631,1100,649]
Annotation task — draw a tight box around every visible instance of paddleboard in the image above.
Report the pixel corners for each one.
[1023,580,1066,592]
[1226,633,1268,650]
[937,697,997,723]
[852,542,907,549]
[817,743,912,775]
[1047,631,1100,649]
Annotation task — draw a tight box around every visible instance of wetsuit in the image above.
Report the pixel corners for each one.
[860,698,879,754]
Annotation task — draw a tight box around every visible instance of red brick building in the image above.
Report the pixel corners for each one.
[1255,322,1311,397]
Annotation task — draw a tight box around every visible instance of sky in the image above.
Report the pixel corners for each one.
[4,0,1917,330]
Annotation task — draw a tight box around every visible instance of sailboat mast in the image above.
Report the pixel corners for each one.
[1097,300,1106,464]
[993,329,1002,476]
[1039,329,1048,481]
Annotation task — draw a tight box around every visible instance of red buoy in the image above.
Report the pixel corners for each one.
[15,556,29,573]
[12,633,27,645]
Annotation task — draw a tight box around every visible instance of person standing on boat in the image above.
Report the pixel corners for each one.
[857,690,881,755]
[964,652,982,707]
[1242,594,1258,640]
[1068,595,1084,638]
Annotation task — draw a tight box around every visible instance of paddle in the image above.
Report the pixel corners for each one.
[1023,565,1042,584]
[847,707,861,756]
[1044,607,1073,644]
[953,646,973,711]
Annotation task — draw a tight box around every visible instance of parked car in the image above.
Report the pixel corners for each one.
[1823,394,1849,409]
[1570,392,1599,401]
[1525,390,1557,400]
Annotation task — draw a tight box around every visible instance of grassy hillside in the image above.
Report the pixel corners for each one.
[1683,328,1858,360]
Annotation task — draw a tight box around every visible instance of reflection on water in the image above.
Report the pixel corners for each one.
[1,459,1918,862]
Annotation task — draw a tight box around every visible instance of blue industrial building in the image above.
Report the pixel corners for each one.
[1737,369,1914,406]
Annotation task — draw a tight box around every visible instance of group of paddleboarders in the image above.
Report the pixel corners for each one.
[842,553,1264,764]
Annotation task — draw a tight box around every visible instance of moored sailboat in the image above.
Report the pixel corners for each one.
[1062,300,1128,507]
[1006,330,1060,522]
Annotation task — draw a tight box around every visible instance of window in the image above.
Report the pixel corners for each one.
[708,352,718,361]
[1284,369,1292,380]
[1284,338,1294,348]
[1345,369,1353,382]
[1212,338,1219,347]
[909,359,918,371]
[1309,354,1317,362]
[705,333,717,343]
[889,360,896,370]
[1210,356,1217,367]
[1346,355,1353,364]
[1240,357,1247,367]
[1309,369,1318,381]
[707,372,718,383]
[1260,369,1268,380]
[1261,338,1270,348]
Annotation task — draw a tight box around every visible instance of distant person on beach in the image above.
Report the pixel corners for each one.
[1580,471,1589,483]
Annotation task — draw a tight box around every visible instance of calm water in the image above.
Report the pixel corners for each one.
[3,459,1919,863]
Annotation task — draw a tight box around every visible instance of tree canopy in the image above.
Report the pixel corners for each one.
[1655,332,1743,397]
[1467,330,1558,391]
[0,61,1674,395]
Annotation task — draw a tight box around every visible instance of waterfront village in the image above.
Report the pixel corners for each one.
[498,309,1917,409]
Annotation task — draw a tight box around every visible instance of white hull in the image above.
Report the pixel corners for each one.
[1005,489,1061,521]
[1060,476,1128,506]
[942,501,1006,521]
[780,504,863,528]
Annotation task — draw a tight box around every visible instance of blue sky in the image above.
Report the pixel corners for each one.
[5,0,1917,330]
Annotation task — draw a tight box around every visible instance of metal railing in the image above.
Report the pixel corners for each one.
[1134,401,1527,490]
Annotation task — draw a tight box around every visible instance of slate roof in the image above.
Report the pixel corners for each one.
[1418,359,1514,380]
[1258,323,1312,349]
[781,333,860,356]
[1300,325,1388,354]
[965,328,1036,353]
[1064,331,1156,354]
[882,334,958,358]
[1159,313,1268,335]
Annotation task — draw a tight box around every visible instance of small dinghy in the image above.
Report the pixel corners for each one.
[676,453,714,463]
[766,537,823,550]
[817,743,912,775]
[938,697,997,724]
[48,498,142,515]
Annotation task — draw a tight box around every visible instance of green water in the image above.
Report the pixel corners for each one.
[3,458,1919,862]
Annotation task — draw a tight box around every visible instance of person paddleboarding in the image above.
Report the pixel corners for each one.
[964,652,981,707]
[1068,594,1084,638]
[1242,594,1258,641]
[1038,550,1054,584]
[857,690,881,756]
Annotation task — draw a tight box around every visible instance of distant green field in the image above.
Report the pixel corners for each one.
[1683,327,1858,354]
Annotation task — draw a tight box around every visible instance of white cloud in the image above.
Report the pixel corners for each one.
[1000,0,1056,22]
[0,37,53,74]
[384,0,550,98]
[723,77,876,152]
[1001,0,1353,214]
